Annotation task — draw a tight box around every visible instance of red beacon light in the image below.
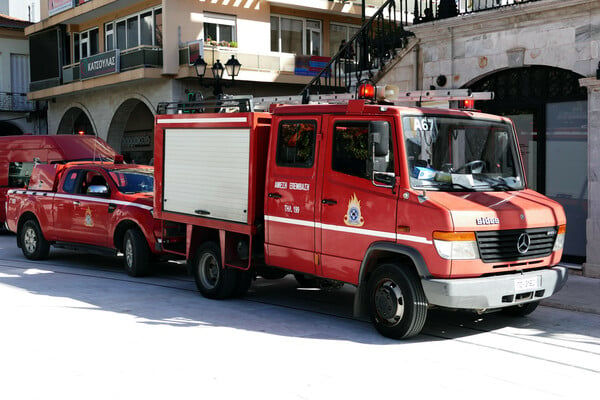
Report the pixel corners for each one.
[460,99,475,109]
[358,83,376,100]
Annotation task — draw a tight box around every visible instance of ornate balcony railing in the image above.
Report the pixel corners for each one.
[0,92,35,112]
[302,0,545,97]
[302,0,413,96]
[410,0,542,24]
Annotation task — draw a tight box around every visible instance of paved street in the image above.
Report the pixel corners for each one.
[0,231,598,400]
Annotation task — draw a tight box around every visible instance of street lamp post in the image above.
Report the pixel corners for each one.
[193,55,242,97]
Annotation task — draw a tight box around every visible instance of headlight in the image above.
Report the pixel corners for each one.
[553,225,566,251]
[433,231,479,260]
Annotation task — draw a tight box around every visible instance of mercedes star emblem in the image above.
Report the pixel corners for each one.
[517,233,530,254]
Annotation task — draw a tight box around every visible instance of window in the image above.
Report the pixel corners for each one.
[332,121,394,180]
[73,27,99,62]
[276,121,316,168]
[203,13,236,43]
[107,7,162,50]
[329,23,360,56]
[127,16,139,48]
[271,16,322,56]
[8,162,35,187]
[105,22,114,51]
[62,171,79,194]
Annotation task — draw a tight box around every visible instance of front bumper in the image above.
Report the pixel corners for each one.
[421,266,568,310]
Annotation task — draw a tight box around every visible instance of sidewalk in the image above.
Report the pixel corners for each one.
[540,269,600,315]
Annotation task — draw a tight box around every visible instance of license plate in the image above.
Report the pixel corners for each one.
[514,276,539,292]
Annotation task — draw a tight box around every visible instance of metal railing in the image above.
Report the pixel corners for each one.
[302,0,413,96]
[302,0,544,97]
[0,92,35,112]
[410,0,542,24]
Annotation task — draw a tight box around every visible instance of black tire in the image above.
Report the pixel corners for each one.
[123,229,150,277]
[502,300,539,317]
[19,219,50,260]
[193,242,237,299]
[367,264,428,339]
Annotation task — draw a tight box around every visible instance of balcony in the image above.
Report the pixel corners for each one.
[0,92,35,112]
[62,46,162,85]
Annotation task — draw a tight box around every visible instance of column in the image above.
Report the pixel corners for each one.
[579,77,600,278]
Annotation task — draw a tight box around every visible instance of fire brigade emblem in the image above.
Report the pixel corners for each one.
[344,193,364,227]
[85,207,94,227]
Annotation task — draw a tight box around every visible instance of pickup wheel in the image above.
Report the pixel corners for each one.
[502,300,539,317]
[123,229,150,277]
[367,264,428,339]
[193,242,237,299]
[19,219,50,260]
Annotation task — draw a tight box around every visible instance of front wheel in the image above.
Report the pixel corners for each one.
[123,229,150,277]
[367,264,428,339]
[19,219,50,260]
[193,242,237,299]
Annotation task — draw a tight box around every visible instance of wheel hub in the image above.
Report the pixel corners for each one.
[374,281,404,323]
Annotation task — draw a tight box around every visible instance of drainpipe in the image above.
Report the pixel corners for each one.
[414,45,419,90]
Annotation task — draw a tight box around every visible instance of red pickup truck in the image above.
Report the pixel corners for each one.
[5,161,163,276]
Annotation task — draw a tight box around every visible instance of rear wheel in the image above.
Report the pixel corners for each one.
[123,229,150,277]
[193,242,237,299]
[367,264,428,339]
[19,219,50,260]
[502,300,539,317]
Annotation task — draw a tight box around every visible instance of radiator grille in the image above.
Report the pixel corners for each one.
[476,227,557,263]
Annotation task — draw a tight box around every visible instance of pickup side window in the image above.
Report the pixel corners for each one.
[62,171,79,194]
[275,120,316,168]
[332,121,394,180]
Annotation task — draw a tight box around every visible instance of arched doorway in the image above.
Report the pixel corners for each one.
[0,121,23,135]
[468,66,587,262]
[107,99,154,165]
[57,107,95,135]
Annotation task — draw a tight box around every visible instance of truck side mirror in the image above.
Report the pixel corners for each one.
[369,121,390,157]
[368,121,394,188]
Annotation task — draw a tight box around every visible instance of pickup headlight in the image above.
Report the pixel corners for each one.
[433,231,479,260]
[553,225,566,251]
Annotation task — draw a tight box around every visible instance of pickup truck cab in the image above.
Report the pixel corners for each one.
[6,161,161,276]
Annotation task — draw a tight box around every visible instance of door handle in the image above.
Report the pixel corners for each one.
[195,209,211,216]
[108,203,117,213]
[73,201,80,206]
[268,193,282,199]
[321,199,337,205]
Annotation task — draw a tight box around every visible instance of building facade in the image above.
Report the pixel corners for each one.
[0,14,44,135]
[25,0,366,164]
[24,0,600,276]
[377,0,599,276]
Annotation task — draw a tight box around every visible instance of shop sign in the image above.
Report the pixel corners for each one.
[80,50,120,80]
[48,0,74,16]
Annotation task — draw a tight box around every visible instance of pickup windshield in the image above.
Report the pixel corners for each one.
[402,115,525,192]
[108,168,154,194]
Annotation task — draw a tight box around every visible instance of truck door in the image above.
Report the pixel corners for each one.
[55,168,110,247]
[318,118,398,284]
[265,118,321,274]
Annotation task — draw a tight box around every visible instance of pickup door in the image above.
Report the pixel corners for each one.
[53,167,110,247]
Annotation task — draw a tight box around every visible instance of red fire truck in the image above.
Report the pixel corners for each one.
[153,88,568,339]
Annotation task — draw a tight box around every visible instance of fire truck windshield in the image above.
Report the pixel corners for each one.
[402,115,525,192]
[108,168,154,194]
